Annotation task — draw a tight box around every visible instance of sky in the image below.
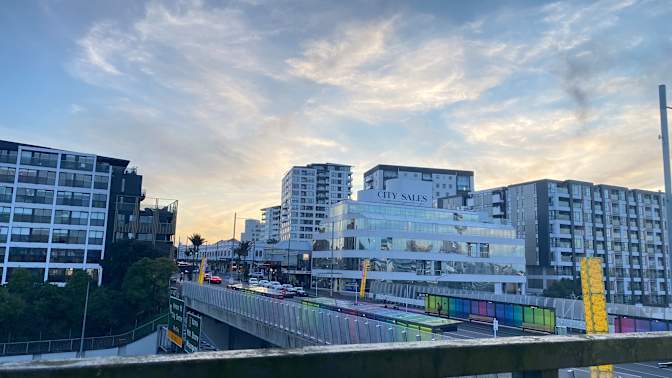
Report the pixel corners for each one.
[1,0,671,242]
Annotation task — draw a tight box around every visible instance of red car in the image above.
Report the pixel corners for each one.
[209,275,222,284]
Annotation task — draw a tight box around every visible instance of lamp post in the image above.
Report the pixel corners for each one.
[78,279,91,358]
[659,84,672,306]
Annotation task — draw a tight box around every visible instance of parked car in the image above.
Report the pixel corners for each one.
[271,283,284,291]
[209,275,222,284]
[259,280,270,287]
[249,272,264,278]
[281,284,293,290]
[270,281,281,287]
[248,278,259,286]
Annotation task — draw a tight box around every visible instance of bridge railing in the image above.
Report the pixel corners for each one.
[3,332,672,378]
[0,313,168,357]
[182,283,445,345]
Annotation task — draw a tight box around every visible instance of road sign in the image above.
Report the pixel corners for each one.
[168,296,185,349]
[184,311,202,354]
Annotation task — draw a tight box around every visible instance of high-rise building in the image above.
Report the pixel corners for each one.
[0,140,177,285]
[363,165,474,204]
[474,179,670,306]
[311,178,526,294]
[0,140,125,285]
[261,205,281,242]
[280,163,352,241]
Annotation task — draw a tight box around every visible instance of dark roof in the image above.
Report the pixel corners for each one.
[0,139,130,168]
[364,164,473,177]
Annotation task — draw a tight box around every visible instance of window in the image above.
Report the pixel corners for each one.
[15,188,54,204]
[18,168,56,185]
[12,207,51,223]
[88,230,104,245]
[55,210,88,225]
[92,193,107,208]
[0,150,17,164]
[56,191,90,207]
[0,207,9,223]
[0,186,12,203]
[52,229,87,244]
[90,212,105,227]
[0,226,7,243]
[60,154,94,171]
[95,162,110,173]
[11,227,49,243]
[86,250,102,264]
[20,150,58,168]
[50,249,84,263]
[93,175,108,189]
[58,172,92,188]
[0,167,15,183]
[8,247,48,262]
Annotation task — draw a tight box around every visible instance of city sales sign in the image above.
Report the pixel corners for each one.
[357,178,433,207]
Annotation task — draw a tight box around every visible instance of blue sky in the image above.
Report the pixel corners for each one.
[1,0,671,241]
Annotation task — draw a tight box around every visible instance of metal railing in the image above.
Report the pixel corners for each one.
[0,313,168,357]
[182,283,445,345]
[3,332,672,378]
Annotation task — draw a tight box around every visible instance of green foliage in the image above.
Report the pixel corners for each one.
[543,278,582,299]
[188,234,205,251]
[0,248,176,341]
[234,241,251,259]
[101,240,168,289]
[122,258,176,317]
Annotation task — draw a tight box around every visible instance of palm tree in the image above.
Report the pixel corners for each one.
[233,241,251,279]
[187,233,206,280]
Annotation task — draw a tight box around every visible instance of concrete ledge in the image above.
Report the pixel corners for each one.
[2,332,672,378]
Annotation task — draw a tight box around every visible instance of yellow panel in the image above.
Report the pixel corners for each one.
[582,257,612,378]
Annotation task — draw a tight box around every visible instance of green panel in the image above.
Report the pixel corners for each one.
[533,308,543,325]
[449,298,457,317]
[441,297,449,315]
[513,305,523,326]
[544,309,556,329]
[523,306,534,324]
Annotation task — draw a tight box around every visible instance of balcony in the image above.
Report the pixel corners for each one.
[2,333,672,378]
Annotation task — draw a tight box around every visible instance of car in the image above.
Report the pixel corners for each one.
[281,284,293,290]
[248,278,259,285]
[291,287,308,297]
[209,275,222,284]
[249,272,264,278]
[259,280,270,287]
[270,281,281,287]
[270,283,284,290]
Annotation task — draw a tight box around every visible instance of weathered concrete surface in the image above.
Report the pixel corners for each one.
[2,332,672,378]
[185,296,317,349]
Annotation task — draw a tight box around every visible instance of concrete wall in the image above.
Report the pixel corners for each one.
[0,331,158,364]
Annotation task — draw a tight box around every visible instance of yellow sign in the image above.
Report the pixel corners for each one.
[359,259,369,299]
[197,257,207,285]
[167,329,183,347]
[580,257,612,378]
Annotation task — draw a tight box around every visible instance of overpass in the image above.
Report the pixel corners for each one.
[180,283,446,349]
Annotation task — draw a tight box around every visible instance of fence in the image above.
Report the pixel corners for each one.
[0,313,168,357]
[181,283,447,345]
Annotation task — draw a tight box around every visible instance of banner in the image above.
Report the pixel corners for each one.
[197,257,208,285]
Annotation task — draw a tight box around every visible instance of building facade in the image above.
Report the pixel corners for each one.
[261,205,281,242]
[477,179,670,306]
[280,163,352,241]
[311,179,526,294]
[0,140,128,285]
[363,165,474,203]
[241,219,264,243]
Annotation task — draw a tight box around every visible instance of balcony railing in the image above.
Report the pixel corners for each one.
[2,333,672,378]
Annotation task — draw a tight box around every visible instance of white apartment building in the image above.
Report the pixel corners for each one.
[261,205,281,242]
[363,165,474,203]
[280,163,352,241]
[0,140,128,285]
[311,179,526,294]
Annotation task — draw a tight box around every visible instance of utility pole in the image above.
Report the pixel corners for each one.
[78,279,91,358]
[659,84,672,306]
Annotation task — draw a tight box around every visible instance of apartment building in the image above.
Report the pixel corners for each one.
[241,219,264,243]
[261,205,281,242]
[280,163,352,241]
[474,179,670,306]
[363,164,474,203]
[0,140,127,285]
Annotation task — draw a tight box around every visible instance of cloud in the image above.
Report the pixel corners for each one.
[55,0,672,241]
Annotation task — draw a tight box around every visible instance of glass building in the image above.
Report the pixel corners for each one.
[311,195,526,294]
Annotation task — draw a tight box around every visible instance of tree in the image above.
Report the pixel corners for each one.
[0,289,25,340]
[101,240,168,289]
[7,269,41,296]
[543,278,582,299]
[187,233,206,279]
[122,258,176,319]
[234,241,251,278]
